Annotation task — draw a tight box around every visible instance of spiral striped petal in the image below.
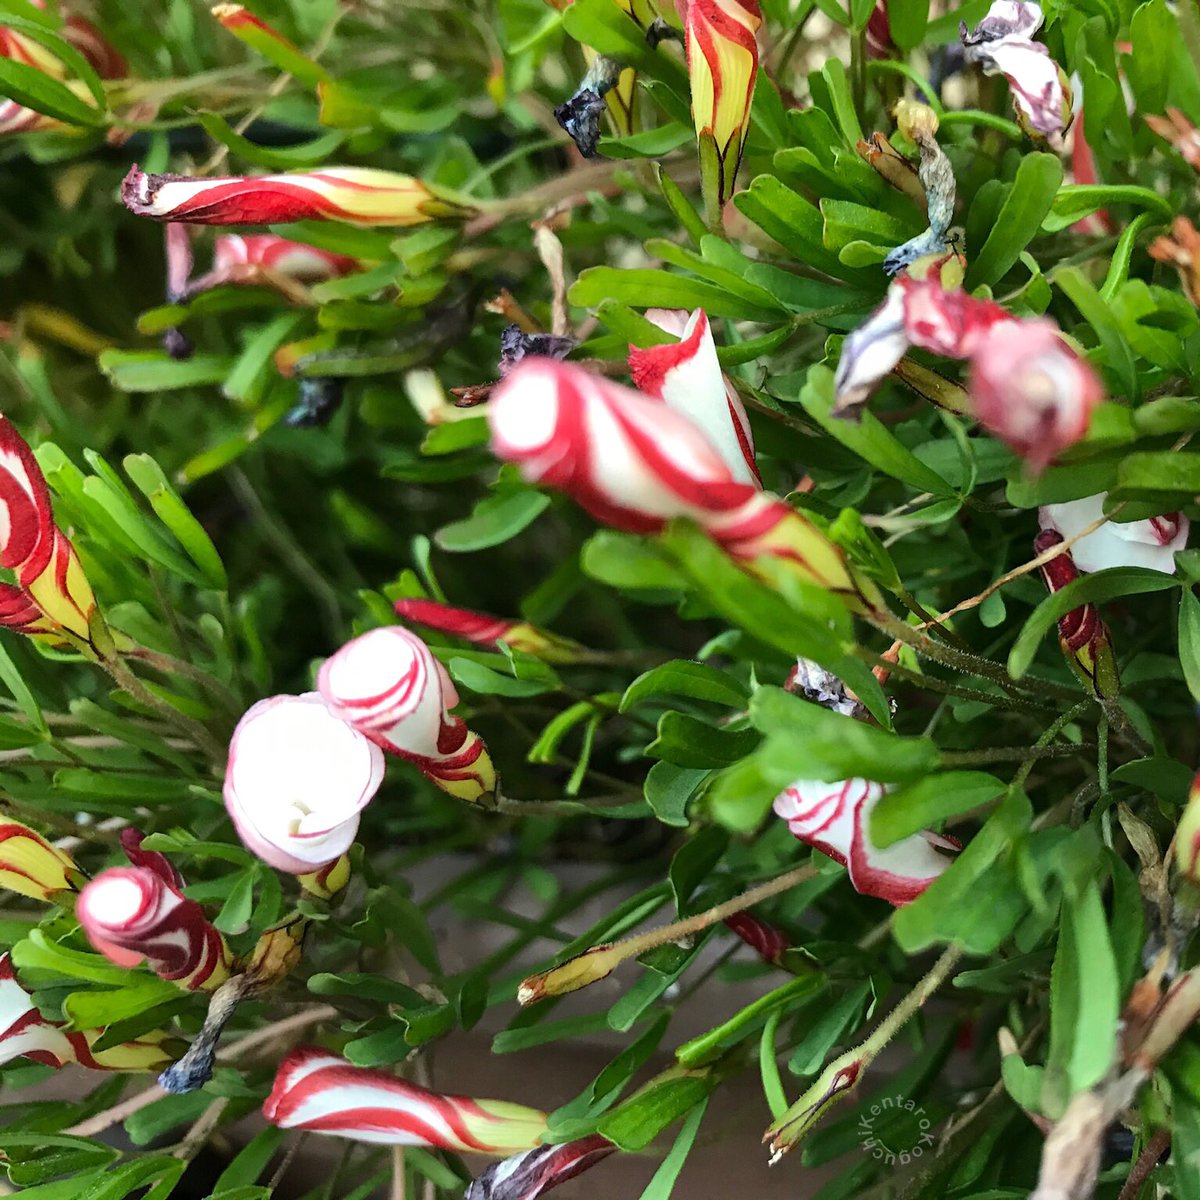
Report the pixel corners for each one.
[488,358,869,607]
[0,418,98,644]
[318,627,497,804]
[0,818,77,901]
[122,165,476,228]
[773,778,955,905]
[224,692,386,873]
[0,952,170,1071]
[393,598,585,664]
[1033,529,1119,700]
[627,308,760,486]
[264,1046,549,1153]
[686,0,761,219]
[77,830,230,990]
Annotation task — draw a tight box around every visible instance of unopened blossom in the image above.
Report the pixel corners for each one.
[773,778,957,905]
[122,165,475,227]
[0,952,171,1071]
[1150,217,1200,308]
[487,358,866,601]
[394,598,585,663]
[865,1,893,57]
[723,911,791,964]
[1040,495,1188,575]
[834,253,1102,472]
[264,1046,549,1152]
[466,1135,616,1200]
[190,234,358,299]
[0,417,101,646]
[0,8,124,136]
[960,1,1072,144]
[687,0,761,220]
[627,307,761,485]
[319,627,497,804]
[1033,529,1119,699]
[224,692,386,873]
[488,358,872,608]
[0,818,78,900]
[1175,772,1200,885]
[212,4,330,86]
[78,830,230,991]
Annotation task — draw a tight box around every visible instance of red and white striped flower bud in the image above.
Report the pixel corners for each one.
[0,818,78,900]
[969,319,1101,474]
[318,627,497,805]
[960,1,1073,145]
[1175,772,1200,885]
[489,358,871,608]
[686,0,761,221]
[0,9,124,137]
[121,165,476,228]
[394,598,585,664]
[263,1046,549,1153]
[224,693,385,874]
[0,417,99,645]
[773,778,957,905]
[0,952,169,1071]
[627,308,761,486]
[1040,495,1188,575]
[1033,529,1119,699]
[488,357,754,535]
[77,830,230,991]
[465,1134,616,1200]
[723,911,790,964]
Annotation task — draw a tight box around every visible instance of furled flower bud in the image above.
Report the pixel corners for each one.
[686,0,761,222]
[263,1046,549,1152]
[465,1135,616,1200]
[298,855,351,900]
[865,1,893,58]
[1175,772,1200,884]
[627,307,761,485]
[318,627,497,805]
[212,4,330,86]
[0,952,170,1071]
[488,358,871,609]
[1033,529,1119,699]
[0,418,100,646]
[224,693,386,874]
[77,829,230,991]
[0,818,78,900]
[764,1044,864,1162]
[960,1,1073,145]
[833,254,1102,472]
[394,598,586,664]
[245,915,307,985]
[723,911,790,964]
[970,320,1102,474]
[0,10,124,137]
[121,165,476,228]
[773,778,956,905]
[1039,495,1188,575]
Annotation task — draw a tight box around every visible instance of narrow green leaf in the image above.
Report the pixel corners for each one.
[966,153,1062,288]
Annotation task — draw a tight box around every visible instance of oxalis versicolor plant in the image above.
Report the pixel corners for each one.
[8,0,1200,1197]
